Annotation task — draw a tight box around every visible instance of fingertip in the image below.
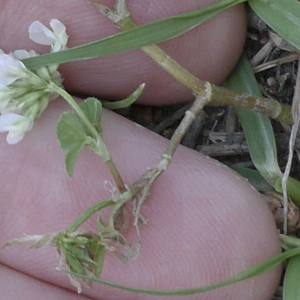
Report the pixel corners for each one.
[0,99,281,300]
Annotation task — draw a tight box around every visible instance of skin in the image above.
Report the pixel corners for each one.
[0,1,281,300]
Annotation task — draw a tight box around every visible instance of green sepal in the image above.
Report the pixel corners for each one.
[66,255,87,277]
[93,244,106,278]
[66,245,96,265]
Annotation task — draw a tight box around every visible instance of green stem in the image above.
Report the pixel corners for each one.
[67,184,143,233]
[116,16,292,124]
[165,89,210,158]
[49,83,127,193]
[49,83,99,139]
[66,200,115,233]
[118,16,206,95]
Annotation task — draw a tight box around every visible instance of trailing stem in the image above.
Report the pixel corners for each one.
[49,83,127,193]
[64,85,212,243]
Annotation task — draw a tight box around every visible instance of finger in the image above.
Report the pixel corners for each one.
[0,264,95,300]
[0,0,246,104]
[0,99,280,300]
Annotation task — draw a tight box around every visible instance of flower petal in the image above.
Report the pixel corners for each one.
[0,113,25,131]
[50,19,66,37]
[0,54,26,85]
[0,113,33,144]
[50,19,68,51]
[6,129,26,144]
[12,49,38,60]
[29,21,56,46]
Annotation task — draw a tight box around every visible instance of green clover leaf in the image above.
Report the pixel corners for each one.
[56,98,103,177]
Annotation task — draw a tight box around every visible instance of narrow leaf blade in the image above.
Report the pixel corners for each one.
[23,0,246,69]
[233,167,271,192]
[226,54,282,186]
[249,0,300,51]
[283,255,300,300]
[227,55,300,206]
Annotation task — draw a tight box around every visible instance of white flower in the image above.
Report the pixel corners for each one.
[0,49,59,144]
[0,19,68,144]
[0,113,33,144]
[12,49,38,60]
[0,53,27,85]
[29,19,68,52]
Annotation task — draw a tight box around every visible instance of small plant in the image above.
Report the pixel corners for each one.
[2,0,300,298]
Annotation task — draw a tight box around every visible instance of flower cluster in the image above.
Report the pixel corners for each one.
[0,19,68,144]
[4,231,108,293]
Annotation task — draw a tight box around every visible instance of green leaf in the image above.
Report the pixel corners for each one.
[227,54,282,187]
[280,234,300,251]
[249,0,300,51]
[285,177,300,207]
[56,98,104,177]
[65,146,85,178]
[233,167,271,192]
[63,248,300,296]
[283,255,300,300]
[23,0,246,69]
[80,98,102,134]
[226,55,300,206]
[57,112,87,177]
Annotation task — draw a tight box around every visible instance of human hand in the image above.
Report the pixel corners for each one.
[0,1,281,300]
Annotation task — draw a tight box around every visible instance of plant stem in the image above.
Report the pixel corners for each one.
[66,200,115,232]
[49,83,99,138]
[210,85,292,124]
[67,184,144,233]
[87,1,215,229]
[64,88,212,235]
[165,87,211,158]
[49,83,127,193]
[115,14,292,124]
[118,16,206,95]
